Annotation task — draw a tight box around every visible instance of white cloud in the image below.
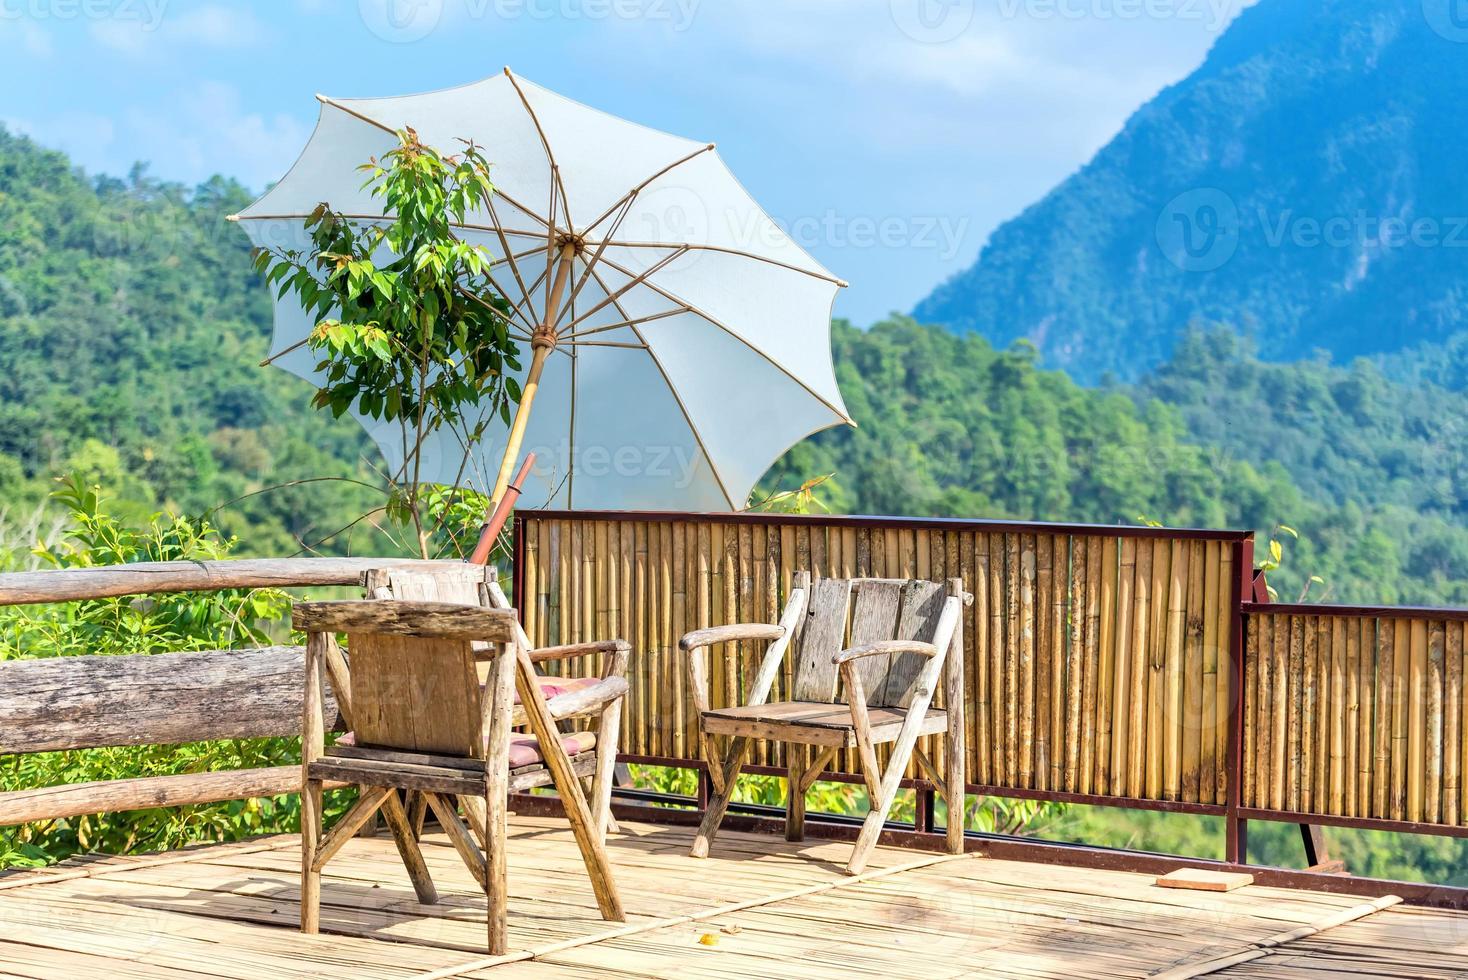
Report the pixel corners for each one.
[122,81,309,188]
[90,3,265,56]
[8,83,305,190]
[0,18,54,57]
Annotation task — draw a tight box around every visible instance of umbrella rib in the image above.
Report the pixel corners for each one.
[482,196,540,329]
[562,247,689,332]
[580,143,717,235]
[551,196,636,333]
[584,265,738,510]
[563,307,689,341]
[504,68,574,236]
[591,251,853,425]
[584,240,847,287]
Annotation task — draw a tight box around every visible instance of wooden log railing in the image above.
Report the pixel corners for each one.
[1238,603,1468,838]
[513,511,1253,816]
[0,557,455,828]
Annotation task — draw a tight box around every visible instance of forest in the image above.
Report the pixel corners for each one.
[4,125,1467,882]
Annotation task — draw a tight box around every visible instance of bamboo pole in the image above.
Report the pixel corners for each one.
[1286,615,1305,813]
[1448,620,1464,826]
[1035,534,1054,791]
[1426,620,1444,823]
[972,533,991,786]
[1096,537,1119,797]
[1373,617,1393,819]
[1200,540,1220,804]
[1181,539,1204,803]
[1145,538,1169,800]
[951,529,971,784]
[1162,539,1187,802]
[1127,538,1152,800]
[1303,616,1327,815]
[1065,537,1086,793]
[1019,534,1037,789]
[1243,613,1260,808]
[1397,619,1421,821]
[1348,616,1365,818]
[1214,542,1232,806]
[1114,538,1136,798]
[1390,618,1410,822]
[1005,534,1021,787]
[1329,616,1347,817]
[631,522,648,757]
[1080,537,1102,795]
[1270,613,1288,812]
[990,533,1006,784]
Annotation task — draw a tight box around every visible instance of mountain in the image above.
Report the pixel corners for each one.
[914,0,1468,383]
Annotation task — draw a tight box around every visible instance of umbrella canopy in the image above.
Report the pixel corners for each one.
[234,70,852,511]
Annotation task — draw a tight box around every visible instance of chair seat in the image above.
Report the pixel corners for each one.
[332,728,596,767]
[700,700,948,748]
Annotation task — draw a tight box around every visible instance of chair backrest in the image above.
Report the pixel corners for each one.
[296,600,515,758]
[364,564,491,605]
[791,576,951,708]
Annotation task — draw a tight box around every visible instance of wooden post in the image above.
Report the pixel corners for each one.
[490,242,578,505]
[300,631,327,935]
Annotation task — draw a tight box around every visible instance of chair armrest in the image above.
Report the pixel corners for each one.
[545,675,629,721]
[832,639,938,666]
[679,623,786,652]
[529,639,630,664]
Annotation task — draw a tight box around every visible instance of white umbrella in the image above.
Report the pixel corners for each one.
[233,70,852,511]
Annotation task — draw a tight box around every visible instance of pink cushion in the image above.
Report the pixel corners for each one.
[508,730,597,769]
[517,675,604,703]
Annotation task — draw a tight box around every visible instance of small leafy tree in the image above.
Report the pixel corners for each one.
[252,128,520,557]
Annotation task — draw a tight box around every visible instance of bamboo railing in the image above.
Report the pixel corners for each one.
[1240,604,1468,832]
[514,511,1252,811]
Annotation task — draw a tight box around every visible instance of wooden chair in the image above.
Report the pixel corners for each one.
[682,573,969,874]
[294,599,624,954]
[362,564,629,839]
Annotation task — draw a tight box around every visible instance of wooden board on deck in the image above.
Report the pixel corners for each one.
[1156,867,1256,892]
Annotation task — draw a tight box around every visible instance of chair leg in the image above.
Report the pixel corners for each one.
[591,697,624,842]
[786,745,806,842]
[944,740,966,855]
[300,777,323,934]
[407,790,428,841]
[484,783,509,955]
[380,790,438,905]
[690,736,749,859]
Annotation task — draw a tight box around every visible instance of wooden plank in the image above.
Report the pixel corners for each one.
[1155,868,1255,893]
[0,767,346,828]
[790,579,853,703]
[847,582,903,703]
[0,647,342,754]
[0,557,464,606]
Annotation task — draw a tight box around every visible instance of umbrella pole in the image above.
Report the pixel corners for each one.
[490,242,578,506]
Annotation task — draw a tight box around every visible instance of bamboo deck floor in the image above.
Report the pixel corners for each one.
[0,814,1462,978]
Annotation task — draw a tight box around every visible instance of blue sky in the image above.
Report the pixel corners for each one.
[2,0,1251,322]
